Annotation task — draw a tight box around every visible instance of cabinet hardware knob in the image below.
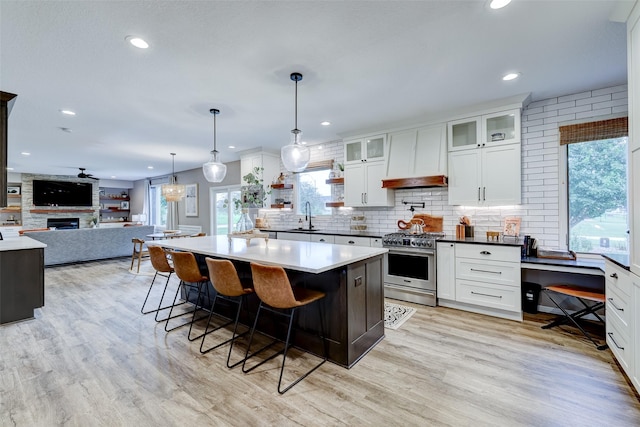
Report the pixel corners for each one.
[480,250,491,255]
[610,273,618,279]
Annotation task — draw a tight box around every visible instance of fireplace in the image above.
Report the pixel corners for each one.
[47,218,79,230]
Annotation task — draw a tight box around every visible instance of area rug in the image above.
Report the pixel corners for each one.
[384,302,416,330]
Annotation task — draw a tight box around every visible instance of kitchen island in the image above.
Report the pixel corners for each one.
[0,236,46,324]
[152,235,388,368]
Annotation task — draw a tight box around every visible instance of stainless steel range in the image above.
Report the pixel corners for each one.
[382,231,445,307]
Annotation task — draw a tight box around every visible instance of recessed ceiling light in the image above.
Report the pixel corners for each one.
[7,167,14,171]
[228,145,235,149]
[60,109,76,116]
[111,176,116,179]
[147,166,154,169]
[502,72,520,81]
[21,152,30,156]
[125,36,149,49]
[490,0,511,9]
[301,141,307,145]
[318,145,323,150]
[321,121,331,126]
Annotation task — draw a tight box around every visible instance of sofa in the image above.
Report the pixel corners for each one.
[24,225,155,266]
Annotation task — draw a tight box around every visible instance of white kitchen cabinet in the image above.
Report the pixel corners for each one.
[276,231,309,242]
[344,135,386,165]
[633,275,640,392]
[344,162,394,207]
[436,242,455,300]
[334,235,371,247]
[438,242,522,321]
[447,109,520,152]
[605,259,632,373]
[310,234,334,244]
[448,143,521,206]
[386,123,447,179]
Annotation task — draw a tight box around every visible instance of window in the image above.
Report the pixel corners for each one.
[148,184,168,226]
[211,186,242,235]
[561,117,628,255]
[296,168,332,216]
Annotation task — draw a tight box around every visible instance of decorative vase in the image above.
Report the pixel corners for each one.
[235,208,254,233]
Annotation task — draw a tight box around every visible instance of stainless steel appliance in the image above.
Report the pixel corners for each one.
[382,231,445,306]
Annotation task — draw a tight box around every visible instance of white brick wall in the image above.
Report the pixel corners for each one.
[266,84,628,248]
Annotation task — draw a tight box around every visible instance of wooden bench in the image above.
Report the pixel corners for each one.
[541,284,607,350]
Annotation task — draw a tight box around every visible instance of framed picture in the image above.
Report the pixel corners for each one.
[503,216,521,236]
[7,186,20,195]
[185,183,198,217]
[120,201,130,210]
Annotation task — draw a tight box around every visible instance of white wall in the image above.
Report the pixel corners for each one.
[263,84,628,249]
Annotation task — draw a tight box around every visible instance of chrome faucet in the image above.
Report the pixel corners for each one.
[304,201,314,230]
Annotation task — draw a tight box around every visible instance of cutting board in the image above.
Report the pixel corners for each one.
[398,213,443,232]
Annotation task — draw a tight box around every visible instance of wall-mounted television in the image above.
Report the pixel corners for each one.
[32,180,93,207]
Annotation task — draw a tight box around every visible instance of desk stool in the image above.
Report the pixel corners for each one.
[165,251,211,338]
[243,262,328,394]
[201,258,254,368]
[542,284,608,350]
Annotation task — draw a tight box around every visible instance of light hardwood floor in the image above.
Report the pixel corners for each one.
[1,257,639,426]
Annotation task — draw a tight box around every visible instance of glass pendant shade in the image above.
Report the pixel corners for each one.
[203,108,227,182]
[281,130,310,172]
[281,72,310,172]
[203,150,227,182]
[162,153,185,201]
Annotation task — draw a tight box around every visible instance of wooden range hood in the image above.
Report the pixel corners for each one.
[382,175,447,189]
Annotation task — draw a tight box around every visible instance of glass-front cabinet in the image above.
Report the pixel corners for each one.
[345,134,386,164]
[448,109,520,151]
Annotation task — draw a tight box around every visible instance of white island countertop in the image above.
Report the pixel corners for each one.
[150,235,388,274]
[0,236,47,252]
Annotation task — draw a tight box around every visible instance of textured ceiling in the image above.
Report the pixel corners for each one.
[0,0,630,181]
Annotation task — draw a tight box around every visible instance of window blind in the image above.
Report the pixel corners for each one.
[559,117,628,145]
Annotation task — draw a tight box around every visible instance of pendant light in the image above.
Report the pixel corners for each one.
[281,72,310,172]
[202,108,227,182]
[162,153,186,202]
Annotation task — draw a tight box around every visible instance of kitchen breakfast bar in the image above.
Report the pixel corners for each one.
[151,235,388,368]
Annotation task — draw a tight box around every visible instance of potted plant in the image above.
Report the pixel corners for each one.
[89,216,98,228]
[226,167,271,232]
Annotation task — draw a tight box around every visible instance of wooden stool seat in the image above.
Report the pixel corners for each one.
[542,283,607,350]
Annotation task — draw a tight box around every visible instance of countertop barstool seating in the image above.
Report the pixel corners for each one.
[542,283,608,350]
[165,251,211,338]
[130,238,149,273]
[141,245,176,318]
[201,258,254,368]
[243,262,328,394]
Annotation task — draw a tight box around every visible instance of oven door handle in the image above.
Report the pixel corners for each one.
[386,248,435,256]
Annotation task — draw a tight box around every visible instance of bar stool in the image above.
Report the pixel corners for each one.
[201,258,254,368]
[130,238,149,273]
[165,251,210,339]
[243,262,327,394]
[140,245,176,319]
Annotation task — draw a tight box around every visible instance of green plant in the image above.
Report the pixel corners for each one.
[89,216,98,225]
[230,167,271,211]
[338,163,344,172]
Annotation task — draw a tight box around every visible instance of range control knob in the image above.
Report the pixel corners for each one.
[426,241,433,248]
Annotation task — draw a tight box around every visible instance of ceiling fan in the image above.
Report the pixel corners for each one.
[77,168,98,180]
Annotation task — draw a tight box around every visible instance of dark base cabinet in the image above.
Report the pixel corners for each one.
[0,248,45,324]
[192,254,385,368]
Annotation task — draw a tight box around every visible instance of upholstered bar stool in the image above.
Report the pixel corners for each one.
[141,245,176,318]
[165,251,211,339]
[243,262,328,394]
[201,258,254,368]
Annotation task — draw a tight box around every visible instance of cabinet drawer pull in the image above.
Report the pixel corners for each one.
[607,297,624,311]
[607,332,624,350]
[471,291,502,299]
[348,240,355,244]
[483,187,486,201]
[477,187,481,201]
[480,251,492,255]
[610,273,618,279]
[470,268,502,274]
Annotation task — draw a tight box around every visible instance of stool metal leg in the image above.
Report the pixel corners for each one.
[141,271,175,315]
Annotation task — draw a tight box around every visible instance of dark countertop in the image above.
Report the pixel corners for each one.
[601,253,630,271]
[439,236,524,247]
[522,256,605,272]
[261,228,383,239]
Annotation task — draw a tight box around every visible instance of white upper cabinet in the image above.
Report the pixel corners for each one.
[386,123,447,178]
[344,162,394,207]
[448,109,521,152]
[344,135,386,164]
